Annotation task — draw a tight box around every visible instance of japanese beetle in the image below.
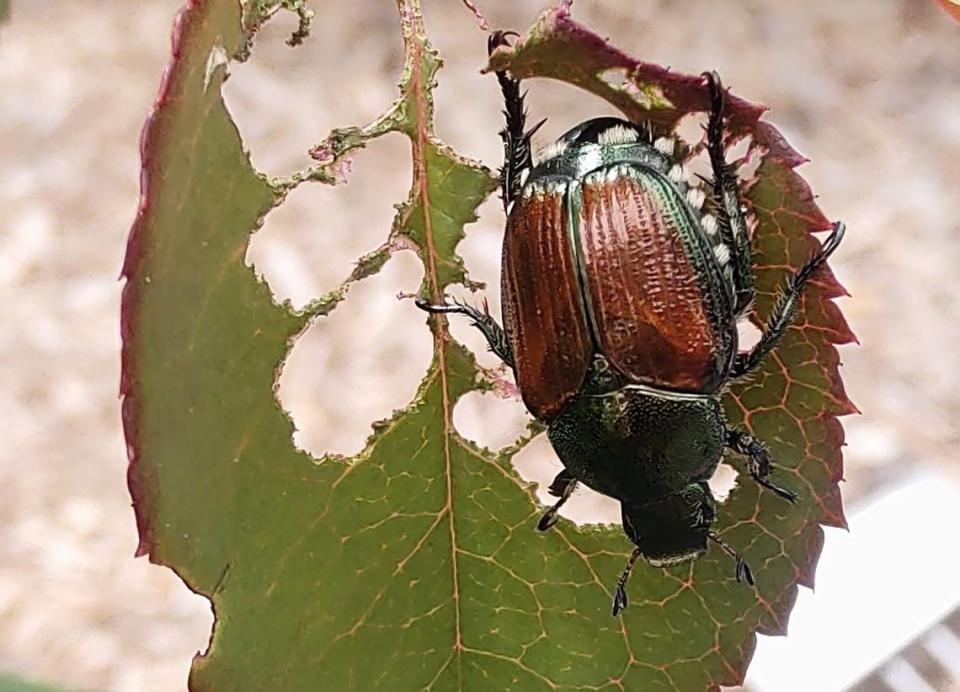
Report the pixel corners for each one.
[418,32,844,616]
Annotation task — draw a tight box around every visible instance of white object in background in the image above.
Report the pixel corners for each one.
[743,471,960,692]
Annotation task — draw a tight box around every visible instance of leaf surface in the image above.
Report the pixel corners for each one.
[122,2,854,690]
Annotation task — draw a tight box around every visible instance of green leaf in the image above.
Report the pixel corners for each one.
[123,2,854,691]
[0,674,70,692]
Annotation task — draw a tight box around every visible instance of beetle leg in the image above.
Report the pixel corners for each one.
[724,427,798,503]
[730,221,845,379]
[537,470,578,531]
[547,468,576,497]
[415,297,514,367]
[703,71,753,315]
[612,548,643,616]
[489,30,543,212]
[708,531,755,586]
[690,490,716,530]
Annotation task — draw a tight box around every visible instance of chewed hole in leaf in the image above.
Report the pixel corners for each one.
[708,462,739,504]
[675,111,708,147]
[441,292,504,372]
[222,6,403,177]
[455,196,502,296]
[523,80,623,155]
[511,435,620,527]
[597,67,667,109]
[726,131,751,159]
[672,113,713,179]
[442,198,507,370]
[246,134,411,309]
[426,12,503,166]
[453,390,529,452]
[736,138,762,182]
[738,317,762,350]
[673,114,761,185]
[596,66,644,103]
[678,150,713,186]
[724,134,757,177]
[277,252,430,458]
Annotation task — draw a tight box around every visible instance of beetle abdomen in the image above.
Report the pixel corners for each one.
[502,183,592,421]
[577,166,725,393]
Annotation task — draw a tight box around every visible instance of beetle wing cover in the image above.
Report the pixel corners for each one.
[502,187,592,420]
[578,170,722,392]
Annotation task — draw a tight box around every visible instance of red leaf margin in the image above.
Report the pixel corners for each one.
[120,0,222,559]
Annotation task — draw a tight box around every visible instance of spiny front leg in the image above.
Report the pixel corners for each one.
[415,297,513,368]
[725,427,798,503]
[703,70,753,315]
[730,221,845,379]
[536,469,578,531]
[489,30,545,212]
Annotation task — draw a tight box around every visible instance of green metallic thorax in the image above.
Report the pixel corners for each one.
[545,357,727,563]
[547,358,726,504]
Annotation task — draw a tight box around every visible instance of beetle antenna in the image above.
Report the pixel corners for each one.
[611,548,643,616]
[708,531,755,586]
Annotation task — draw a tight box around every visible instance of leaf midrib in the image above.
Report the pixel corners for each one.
[400,0,464,687]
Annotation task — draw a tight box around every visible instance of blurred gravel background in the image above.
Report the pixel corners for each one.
[1,1,958,690]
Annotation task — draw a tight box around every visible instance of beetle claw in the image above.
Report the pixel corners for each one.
[772,484,799,503]
[701,70,725,109]
[415,297,460,314]
[414,297,436,312]
[758,476,798,503]
[709,531,755,587]
[537,509,559,532]
[822,221,846,257]
[611,548,643,617]
[735,556,755,586]
[488,29,520,56]
[539,473,576,531]
[611,583,629,617]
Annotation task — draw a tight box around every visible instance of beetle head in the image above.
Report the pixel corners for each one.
[621,482,715,566]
